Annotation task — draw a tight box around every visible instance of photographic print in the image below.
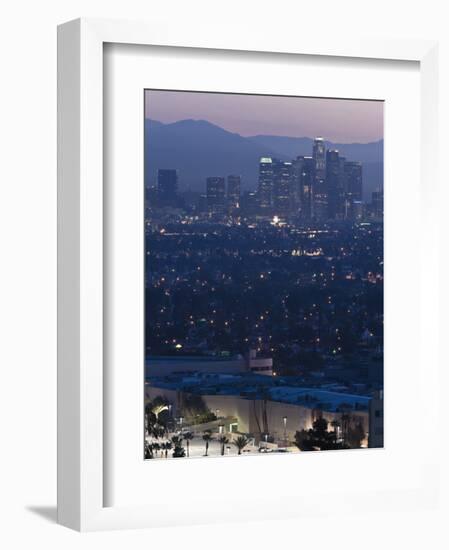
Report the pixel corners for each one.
[144,90,383,460]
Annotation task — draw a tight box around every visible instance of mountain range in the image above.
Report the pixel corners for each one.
[145,119,383,201]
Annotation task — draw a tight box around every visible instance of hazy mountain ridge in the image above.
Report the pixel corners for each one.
[145,119,383,201]
[249,134,383,163]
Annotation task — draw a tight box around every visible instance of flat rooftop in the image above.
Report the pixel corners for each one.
[146,354,244,363]
[269,386,370,411]
[146,372,371,412]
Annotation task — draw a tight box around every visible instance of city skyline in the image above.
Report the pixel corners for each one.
[152,137,377,222]
[144,111,383,199]
[145,90,384,143]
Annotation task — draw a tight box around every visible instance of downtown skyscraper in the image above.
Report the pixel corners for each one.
[273,160,294,213]
[258,157,295,214]
[258,157,274,209]
[227,175,241,211]
[344,161,363,219]
[157,169,179,208]
[326,149,345,219]
[206,177,226,214]
[300,156,315,220]
[312,138,328,220]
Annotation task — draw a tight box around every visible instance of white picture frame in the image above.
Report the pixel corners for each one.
[57,17,440,531]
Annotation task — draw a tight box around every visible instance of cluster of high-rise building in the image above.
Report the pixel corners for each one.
[157,168,178,203]
[152,171,242,215]
[152,137,383,221]
[204,175,241,214]
[257,138,364,221]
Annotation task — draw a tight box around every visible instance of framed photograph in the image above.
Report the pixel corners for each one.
[58,18,440,531]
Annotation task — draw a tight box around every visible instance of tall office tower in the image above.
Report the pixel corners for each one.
[326,150,345,219]
[301,156,314,220]
[227,175,241,212]
[371,190,384,219]
[273,160,293,214]
[292,156,304,214]
[241,191,258,215]
[206,177,226,214]
[258,157,274,209]
[344,161,363,219]
[312,137,328,220]
[157,169,179,207]
[339,155,347,218]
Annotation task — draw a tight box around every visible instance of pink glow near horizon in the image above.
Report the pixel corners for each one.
[145,90,383,144]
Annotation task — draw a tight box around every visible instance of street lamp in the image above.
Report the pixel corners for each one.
[283,416,288,445]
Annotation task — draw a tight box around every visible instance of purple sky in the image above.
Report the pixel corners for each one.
[145,90,383,144]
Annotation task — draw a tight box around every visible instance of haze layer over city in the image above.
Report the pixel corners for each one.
[144,90,384,460]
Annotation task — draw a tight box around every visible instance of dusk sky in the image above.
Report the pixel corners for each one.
[145,90,383,144]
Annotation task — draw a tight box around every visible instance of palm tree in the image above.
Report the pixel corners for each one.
[144,441,153,459]
[261,395,269,436]
[171,435,185,458]
[171,435,183,447]
[151,424,166,440]
[160,441,172,458]
[183,431,194,457]
[234,435,249,455]
[152,403,169,419]
[172,445,185,458]
[152,442,161,457]
[330,419,341,442]
[202,430,213,456]
[341,413,351,444]
[145,404,157,436]
[218,435,229,456]
[330,420,340,431]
